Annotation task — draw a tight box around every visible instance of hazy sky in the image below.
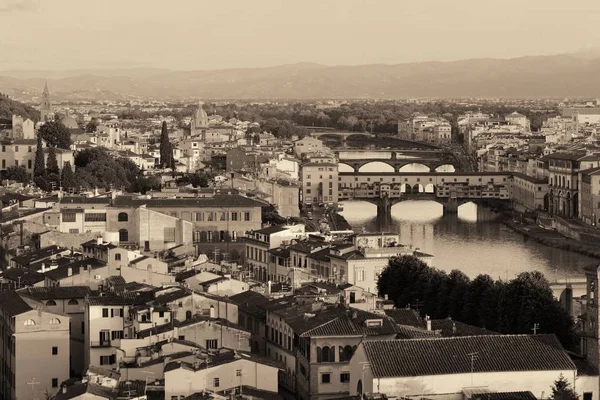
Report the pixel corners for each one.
[2,0,600,71]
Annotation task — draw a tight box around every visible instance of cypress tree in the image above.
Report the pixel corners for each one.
[159,121,171,168]
[46,146,59,175]
[61,161,76,191]
[33,132,45,177]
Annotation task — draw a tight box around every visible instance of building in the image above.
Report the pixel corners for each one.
[547,153,600,218]
[300,162,339,205]
[0,291,70,400]
[505,112,530,131]
[244,225,306,282]
[164,350,282,399]
[18,286,92,377]
[11,115,35,140]
[44,147,75,170]
[40,80,53,122]
[294,137,329,159]
[0,138,37,172]
[226,147,268,172]
[398,115,451,143]
[579,167,600,226]
[348,335,590,399]
[510,173,549,212]
[190,101,209,136]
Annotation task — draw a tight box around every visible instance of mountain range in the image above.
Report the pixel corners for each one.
[2,51,600,100]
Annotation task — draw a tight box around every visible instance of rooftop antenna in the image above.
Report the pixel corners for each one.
[468,352,478,387]
[27,377,40,400]
[532,323,540,335]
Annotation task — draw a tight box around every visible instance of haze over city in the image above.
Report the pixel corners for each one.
[2,0,600,71]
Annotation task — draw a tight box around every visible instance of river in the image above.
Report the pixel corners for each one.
[339,200,596,280]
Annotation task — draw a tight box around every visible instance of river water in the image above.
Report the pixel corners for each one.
[339,200,597,280]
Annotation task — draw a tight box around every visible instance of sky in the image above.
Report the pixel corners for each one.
[2,0,600,71]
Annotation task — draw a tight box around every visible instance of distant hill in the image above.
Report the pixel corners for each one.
[0,93,39,121]
[1,52,600,100]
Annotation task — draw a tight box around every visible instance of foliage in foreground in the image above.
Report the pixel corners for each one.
[377,255,575,348]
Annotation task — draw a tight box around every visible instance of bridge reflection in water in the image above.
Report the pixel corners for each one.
[339,200,594,282]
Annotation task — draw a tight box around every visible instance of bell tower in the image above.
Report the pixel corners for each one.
[40,80,52,122]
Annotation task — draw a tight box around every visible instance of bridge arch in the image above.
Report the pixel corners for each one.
[338,163,354,173]
[424,183,435,193]
[401,183,412,194]
[399,163,431,173]
[434,164,456,173]
[358,161,394,173]
[412,184,425,193]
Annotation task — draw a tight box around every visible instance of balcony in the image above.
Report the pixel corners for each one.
[90,340,111,348]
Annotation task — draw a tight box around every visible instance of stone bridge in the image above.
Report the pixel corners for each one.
[549,278,587,316]
[309,131,375,141]
[336,149,460,172]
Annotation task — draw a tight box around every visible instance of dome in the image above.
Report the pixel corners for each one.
[60,115,78,129]
[194,102,208,119]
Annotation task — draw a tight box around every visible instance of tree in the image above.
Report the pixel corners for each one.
[550,374,578,400]
[85,119,98,133]
[46,146,59,175]
[5,165,30,183]
[34,133,45,177]
[159,121,172,168]
[38,121,72,149]
[61,161,76,191]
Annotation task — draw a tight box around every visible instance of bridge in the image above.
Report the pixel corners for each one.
[336,149,460,173]
[549,278,586,316]
[337,172,512,220]
[309,131,375,141]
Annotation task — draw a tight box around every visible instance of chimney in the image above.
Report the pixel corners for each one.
[41,263,46,273]
[61,385,67,394]
[425,314,431,331]
[96,236,102,245]
[67,267,73,277]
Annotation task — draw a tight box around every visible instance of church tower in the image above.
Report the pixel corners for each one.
[191,100,209,132]
[40,80,53,122]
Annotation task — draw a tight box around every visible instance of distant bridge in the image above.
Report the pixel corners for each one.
[309,131,375,141]
[549,278,586,316]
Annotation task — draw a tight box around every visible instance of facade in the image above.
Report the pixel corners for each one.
[0,291,70,400]
[226,147,267,172]
[398,115,451,143]
[580,167,600,226]
[505,112,530,131]
[300,162,339,205]
[245,225,306,282]
[510,173,549,212]
[547,153,600,218]
[294,137,328,158]
[0,139,37,172]
[18,286,92,378]
[11,115,35,140]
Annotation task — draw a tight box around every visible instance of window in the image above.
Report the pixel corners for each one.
[164,227,176,242]
[115,253,121,261]
[81,321,85,334]
[49,318,60,325]
[220,212,227,221]
[99,354,116,365]
[52,378,58,388]
[62,212,77,222]
[111,330,123,340]
[118,229,128,242]
[117,212,128,222]
[236,369,242,377]
[24,319,35,326]
[213,378,220,388]
[52,346,58,355]
[583,393,592,400]
[340,372,350,383]
[102,308,109,318]
[46,300,57,306]
[231,212,238,221]
[28,159,32,169]
[321,373,331,384]
[357,270,365,281]
[207,212,214,221]
[69,228,79,234]
[206,339,218,349]
[66,299,79,306]
[84,213,107,222]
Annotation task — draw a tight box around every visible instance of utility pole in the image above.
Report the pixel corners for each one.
[468,352,478,387]
[532,323,540,335]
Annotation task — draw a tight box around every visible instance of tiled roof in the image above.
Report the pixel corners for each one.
[396,325,440,339]
[106,275,126,288]
[384,309,424,328]
[55,383,115,400]
[229,290,270,318]
[18,286,92,300]
[88,291,152,306]
[1,267,45,285]
[430,319,501,337]
[363,334,575,378]
[87,365,121,381]
[43,258,107,280]
[0,291,32,316]
[480,392,537,400]
[254,225,289,235]
[175,269,203,282]
[10,245,67,265]
[60,196,111,205]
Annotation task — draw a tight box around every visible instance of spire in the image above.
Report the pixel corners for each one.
[43,79,49,96]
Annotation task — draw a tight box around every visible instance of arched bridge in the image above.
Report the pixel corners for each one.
[336,149,461,173]
[309,131,375,141]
